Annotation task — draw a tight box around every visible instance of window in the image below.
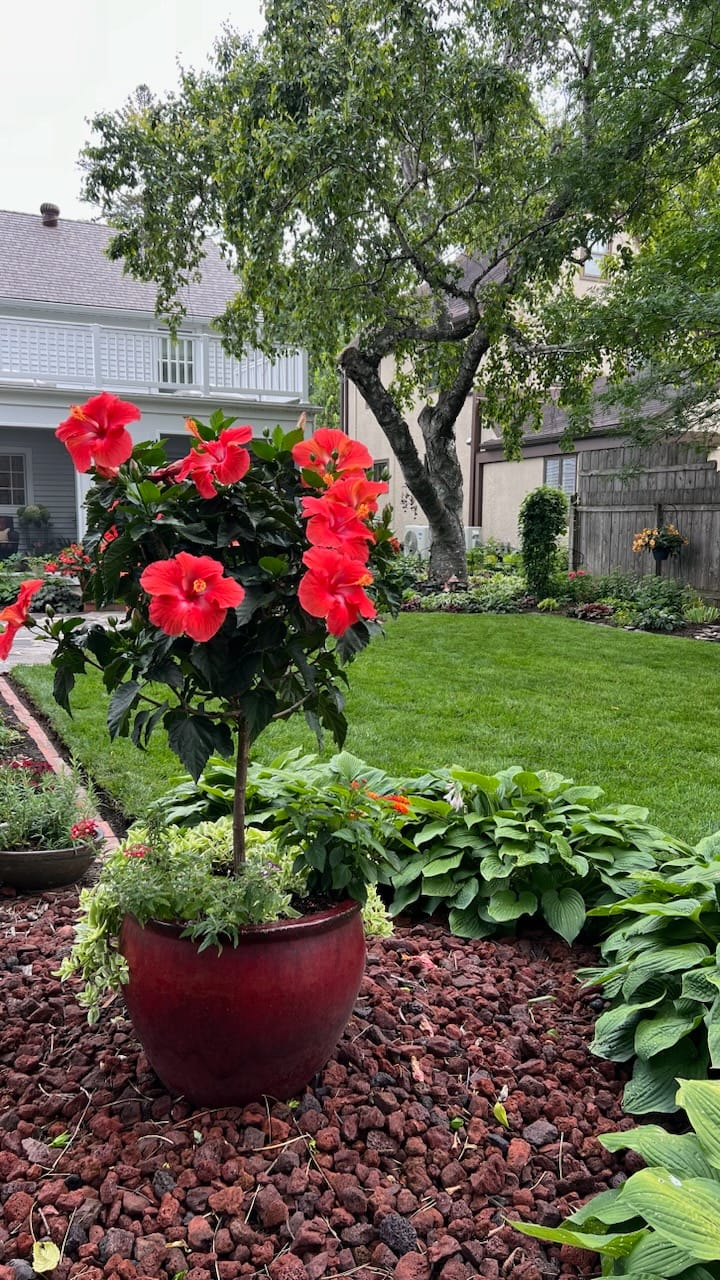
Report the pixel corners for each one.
[0,454,27,505]
[544,454,576,497]
[159,336,195,386]
[583,241,610,278]
[372,459,389,482]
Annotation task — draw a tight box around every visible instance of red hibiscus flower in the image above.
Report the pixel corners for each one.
[323,475,388,518]
[0,579,44,660]
[176,419,254,498]
[56,392,141,473]
[301,492,376,558]
[139,553,245,643]
[298,546,376,636]
[292,428,373,484]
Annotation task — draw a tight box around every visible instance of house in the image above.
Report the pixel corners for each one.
[342,244,627,553]
[0,204,312,554]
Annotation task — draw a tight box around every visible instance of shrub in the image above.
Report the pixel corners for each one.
[153,752,691,946]
[576,830,720,1114]
[685,604,720,624]
[573,601,615,622]
[513,1077,720,1278]
[518,486,568,599]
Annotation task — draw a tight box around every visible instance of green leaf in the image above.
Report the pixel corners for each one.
[422,851,465,875]
[486,889,537,922]
[492,1102,509,1127]
[509,1220,646,1257]
[541,887,585,943]
[165,712,234,782]
[33,1241,61,1274]
[705,995,720,1069]
[675,1079,720,1171]
[623,1231,698,1276]
[634,1003,704,1060]
[622,944,711,999]
[601,1125,716,1179]
[448,905,496,939]
[619,1168,720,1260]
[566,1187,634,1228]
[107,679,140,740]
[591,997,664,1062]
[623,1042,709,1115]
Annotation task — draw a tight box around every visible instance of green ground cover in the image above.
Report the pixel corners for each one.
[12,613,720,841]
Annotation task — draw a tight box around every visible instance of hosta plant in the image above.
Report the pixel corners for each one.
[578,832,720,1114]
[512,1077,720,1278]
[153,752,691,944]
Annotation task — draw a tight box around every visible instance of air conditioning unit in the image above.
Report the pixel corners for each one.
[403,525,431,557]
[464,526,483,550]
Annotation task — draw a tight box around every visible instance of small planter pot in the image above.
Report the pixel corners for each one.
[119,899,366,1105]
[0,844,97,890]
[652,547,670,562]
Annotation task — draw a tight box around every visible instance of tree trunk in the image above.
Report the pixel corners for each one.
[419,404,467,583]
[339,347,469,581]
[232,717,249,876]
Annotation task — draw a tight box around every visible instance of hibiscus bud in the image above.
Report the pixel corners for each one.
[45,605,56,618]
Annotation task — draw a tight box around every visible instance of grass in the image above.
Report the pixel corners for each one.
[11,612,720,842]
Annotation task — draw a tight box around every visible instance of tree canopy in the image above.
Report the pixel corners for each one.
[82,0,720,578]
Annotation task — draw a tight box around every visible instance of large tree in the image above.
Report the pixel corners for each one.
[82,0,720,580]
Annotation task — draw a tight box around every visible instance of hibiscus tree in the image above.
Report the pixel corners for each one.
[1,405,399,872]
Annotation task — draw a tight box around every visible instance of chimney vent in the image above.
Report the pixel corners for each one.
[40,203,60,227]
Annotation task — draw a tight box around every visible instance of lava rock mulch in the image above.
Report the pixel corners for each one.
[0,880,635,1280]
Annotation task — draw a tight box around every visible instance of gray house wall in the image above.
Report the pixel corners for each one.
[0,425,77,551]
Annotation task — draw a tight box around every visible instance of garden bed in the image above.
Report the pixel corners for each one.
[0,880,632,1280]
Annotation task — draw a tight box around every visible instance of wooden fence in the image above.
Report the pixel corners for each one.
[568,442,720,599]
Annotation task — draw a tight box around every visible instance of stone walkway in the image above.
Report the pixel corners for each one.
[0,611,111,670]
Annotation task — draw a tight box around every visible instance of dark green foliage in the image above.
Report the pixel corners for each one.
[518,487,569,599]
[577,832,720,1114]
[151,751,691,944]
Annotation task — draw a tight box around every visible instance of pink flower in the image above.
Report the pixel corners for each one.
[568,572,576,580]
[176,419,253,498]
[71,819,100,843]
[56,392,140,473]
[292,428,373,484]
[124,843,150,859]
[298,546,376,636]
[0,579,44,660]
[139,552,245,643]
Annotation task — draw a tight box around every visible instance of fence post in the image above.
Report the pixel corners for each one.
[654,502,663,577]
[568,495,580,571]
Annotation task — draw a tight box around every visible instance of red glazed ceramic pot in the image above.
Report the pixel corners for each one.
[119,900,365,1105]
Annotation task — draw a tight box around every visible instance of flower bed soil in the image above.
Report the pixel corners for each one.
[0,879,634,1280]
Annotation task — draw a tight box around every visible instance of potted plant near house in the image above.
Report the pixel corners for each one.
[0,391,400,1104]
[0,757,103,890]
[16,503,53,556]
[632,522,688,561]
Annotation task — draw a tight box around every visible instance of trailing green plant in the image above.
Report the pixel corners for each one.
[0,760,99,851]
[16,504,51,527]
[153,751,692,945]
[60,816,393,1021]
[518,486,568,600]
[512,1077,720,1278]
[577,832,720,1114]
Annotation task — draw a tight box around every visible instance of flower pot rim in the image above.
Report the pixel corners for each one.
[0,842,96,856]
[127,896,362,947]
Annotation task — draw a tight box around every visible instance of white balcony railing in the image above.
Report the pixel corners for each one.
[0,316,309,402]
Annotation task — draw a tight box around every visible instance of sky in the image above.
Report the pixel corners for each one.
[0,0,264,222]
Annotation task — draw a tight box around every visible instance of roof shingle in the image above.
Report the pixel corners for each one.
[0,208,238,319]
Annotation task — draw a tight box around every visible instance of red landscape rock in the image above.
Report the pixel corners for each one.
[0,865,631,1279]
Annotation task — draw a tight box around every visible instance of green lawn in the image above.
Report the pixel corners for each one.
[12,613,720,842]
